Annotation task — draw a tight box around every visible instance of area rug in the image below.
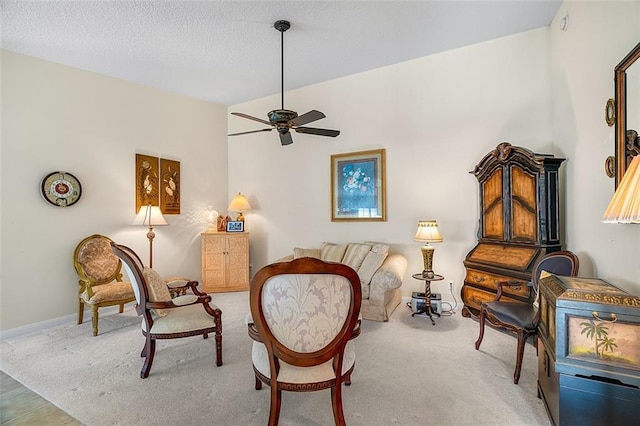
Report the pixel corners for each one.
[0,292,549,425]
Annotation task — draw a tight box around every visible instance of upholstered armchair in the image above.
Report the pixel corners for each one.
[111,242,222,379]
[73,234,136,336]
[247,257,362,425]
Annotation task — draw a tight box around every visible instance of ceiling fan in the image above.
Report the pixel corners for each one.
[228,20,340,146]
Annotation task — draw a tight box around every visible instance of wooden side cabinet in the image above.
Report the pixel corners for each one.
[201,231,249,293]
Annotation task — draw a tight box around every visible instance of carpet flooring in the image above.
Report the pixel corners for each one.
[0,291,550,425]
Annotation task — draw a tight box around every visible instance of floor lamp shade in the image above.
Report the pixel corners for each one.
[132,205,168,268]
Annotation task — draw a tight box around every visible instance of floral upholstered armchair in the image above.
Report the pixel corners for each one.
[73,234,136,336]
[247,257,362,425]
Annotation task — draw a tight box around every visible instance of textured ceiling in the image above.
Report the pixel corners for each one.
[1,1,562,106]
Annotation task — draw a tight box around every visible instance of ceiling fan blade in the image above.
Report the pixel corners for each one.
[231,112,272,126]
[289,110,326,126]
[228,128,273,136]
[294,127,340,137]
[279,131,294,146]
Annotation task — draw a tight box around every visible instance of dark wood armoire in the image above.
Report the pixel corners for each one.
[462,142,565,318]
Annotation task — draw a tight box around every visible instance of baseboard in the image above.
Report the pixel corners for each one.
[0,306,123,340]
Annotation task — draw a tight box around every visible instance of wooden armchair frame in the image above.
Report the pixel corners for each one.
[475,250,579,384]
[248,257,362,426]
[73,234,136,336]
[111,242,222,378]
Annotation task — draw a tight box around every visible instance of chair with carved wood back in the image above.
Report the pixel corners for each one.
[73,234,136,336]
[111,242,222,378]
[475,250,579,384]
[247,257,362,425]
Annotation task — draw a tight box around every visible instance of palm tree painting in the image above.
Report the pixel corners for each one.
[580,319,617,359]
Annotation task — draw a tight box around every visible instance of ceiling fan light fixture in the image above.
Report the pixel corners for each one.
[228,19,340,146]
[268,109,298,122]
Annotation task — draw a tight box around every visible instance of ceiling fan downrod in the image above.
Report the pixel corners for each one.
[274,20,290,110]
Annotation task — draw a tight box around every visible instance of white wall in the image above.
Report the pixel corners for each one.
[228,28,556,301]
[549,1,640,293]
[2,1,638,333]
[229,2,640,302]
[0,51,229,331]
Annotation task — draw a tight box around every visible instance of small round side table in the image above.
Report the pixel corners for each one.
[411,273,444,325]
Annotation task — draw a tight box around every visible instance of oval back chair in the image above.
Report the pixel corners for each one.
[73,234,136,336]
[247,257,362,426]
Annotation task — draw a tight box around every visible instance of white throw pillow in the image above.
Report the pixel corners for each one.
[293,247,320,259]
[342,243,372,270]
[365,241,390,257]
[320,242,348,263]
[357,251,387,295]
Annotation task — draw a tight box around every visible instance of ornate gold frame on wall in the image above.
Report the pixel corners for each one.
[605,98,615,127]
[330,149,386,222]
[613,42,640,188]
[160,158,181,214]
[135,154,159,212]
[135,154,181,214]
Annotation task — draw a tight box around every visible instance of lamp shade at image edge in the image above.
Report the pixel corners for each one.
[603,155,640,224]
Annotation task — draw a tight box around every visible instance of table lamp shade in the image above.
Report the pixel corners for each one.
[414,220,443,242]
[228,193,252,222]
[603,155,640,224]
[414,220,443,278]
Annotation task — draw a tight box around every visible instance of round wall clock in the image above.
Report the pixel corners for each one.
[41,171,82,207]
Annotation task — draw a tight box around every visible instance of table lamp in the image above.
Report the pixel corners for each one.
[228,193,252,222]
[205,206,219,231]
[133,204,168,268]
[413,220,443,279]
[602,154,640,223]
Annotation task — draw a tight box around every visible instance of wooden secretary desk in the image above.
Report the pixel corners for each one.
[462,143,565,317]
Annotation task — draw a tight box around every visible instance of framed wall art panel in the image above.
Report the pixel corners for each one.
[135,154,159,213]
[160,158,180,214]
[331,149,386,221]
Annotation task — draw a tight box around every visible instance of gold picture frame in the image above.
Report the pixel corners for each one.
[330,149,386,221]
[160,158,181,214]
[135,154,159,213]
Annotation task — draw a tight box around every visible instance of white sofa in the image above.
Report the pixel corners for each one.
[278,241,407,321]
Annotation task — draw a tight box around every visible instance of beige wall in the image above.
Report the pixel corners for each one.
[550,1,640,292]
[0,51,229,331]
[228,1,640,301]
[2,1,638,333]
[228,28,555,300]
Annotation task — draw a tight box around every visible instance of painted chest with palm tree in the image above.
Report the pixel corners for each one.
[537,273,640,425]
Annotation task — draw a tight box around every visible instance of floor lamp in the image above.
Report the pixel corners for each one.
[133,204,168,268]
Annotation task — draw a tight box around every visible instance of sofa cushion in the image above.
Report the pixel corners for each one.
[320,242,348,263]
[342,243,372,270]
[293,247,321,259]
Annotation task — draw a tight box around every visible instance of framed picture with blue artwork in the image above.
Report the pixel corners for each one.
[331,149,386,221]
